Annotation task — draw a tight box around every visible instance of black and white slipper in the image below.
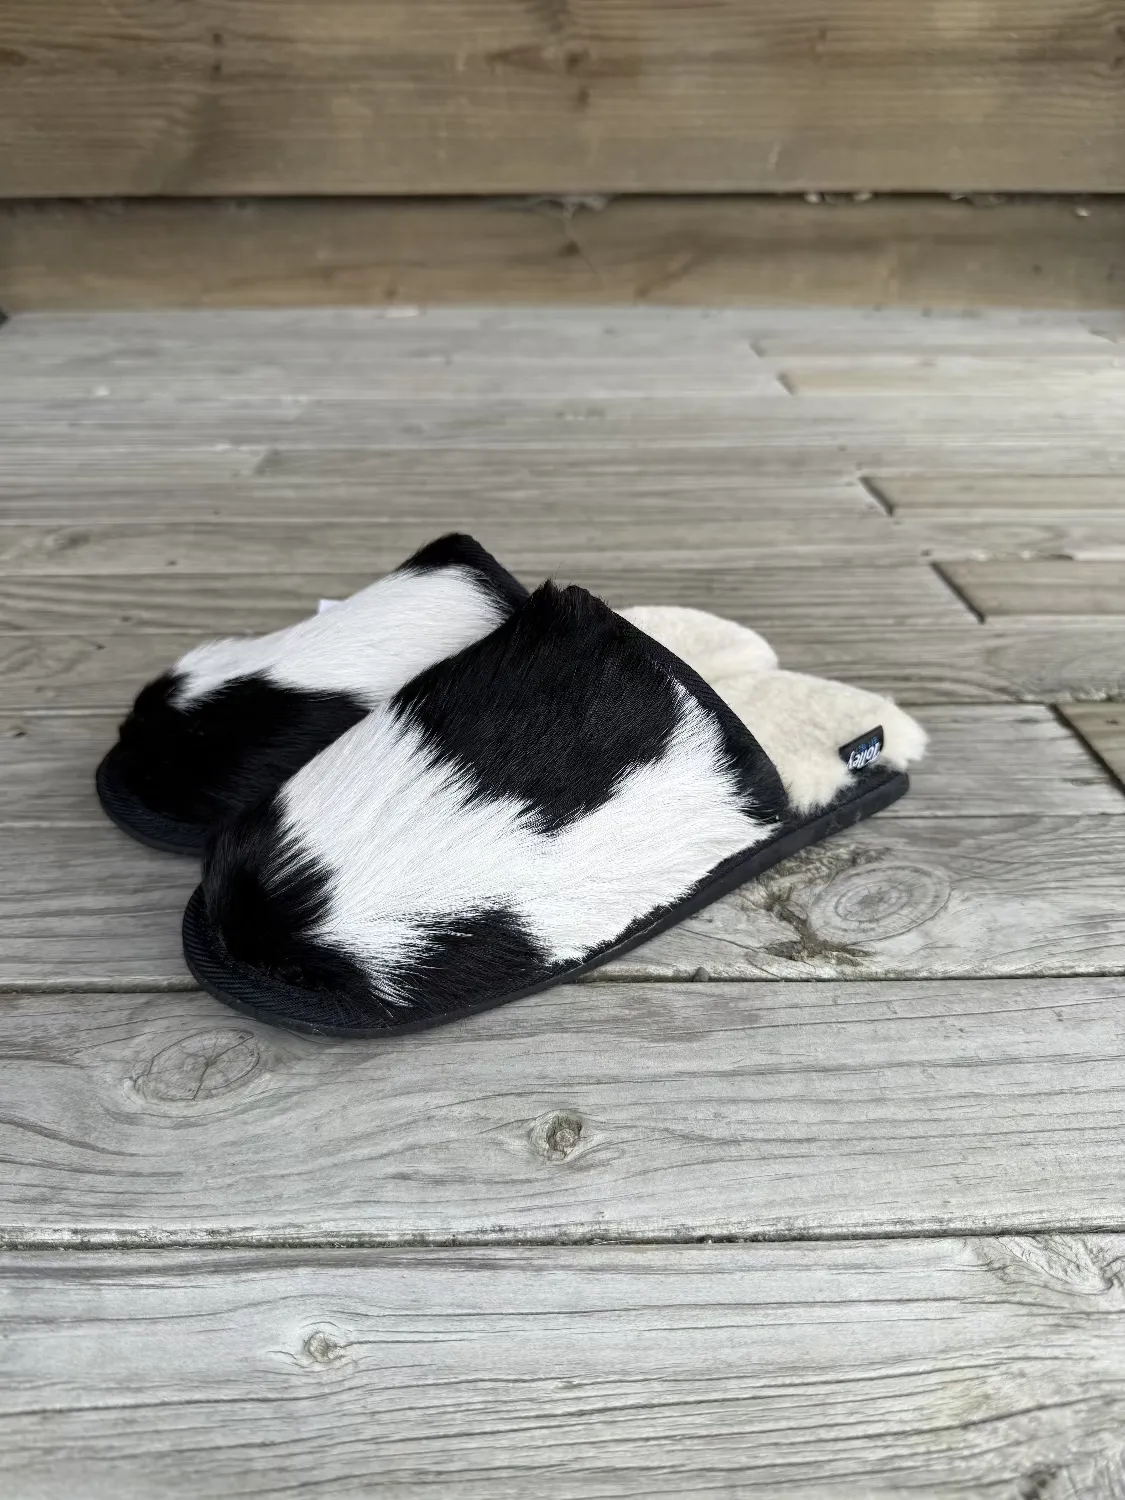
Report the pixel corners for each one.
[182,584,926,1037]
[95,535,528,855]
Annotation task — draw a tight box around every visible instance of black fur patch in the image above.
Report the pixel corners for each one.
[400,532,529,614]
[386,909,550,1013]
[203,799,373,1001]
[395,583,686,833]
[113,672,367,825]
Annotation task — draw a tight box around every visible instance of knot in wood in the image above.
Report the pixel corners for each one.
[302,1329,346,1367]
[136,1029,262,1104]
[530,1110,585,1162]
[808,861,951,943]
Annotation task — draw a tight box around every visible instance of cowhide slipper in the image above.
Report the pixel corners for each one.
[182,584,926,1037]
[95,535,528,855]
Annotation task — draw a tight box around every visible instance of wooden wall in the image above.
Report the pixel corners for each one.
[3,0,1125,195]
[2,0,1124,305]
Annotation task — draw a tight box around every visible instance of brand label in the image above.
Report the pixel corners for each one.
[838,726,885,771]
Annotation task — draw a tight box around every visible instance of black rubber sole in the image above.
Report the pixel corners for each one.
[96,748,209,857]
[182,767,910,1039]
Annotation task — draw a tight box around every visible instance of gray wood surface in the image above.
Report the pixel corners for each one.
[1060,703,1125,786]
[943,560,1125,619]
[617,813,1125,982]
[0,459,876,521]
[4,979,1125,1242]
[4,1239,1125,1499]
[0,528,934,582]
[873,474,1125,512]
[782,360,1125,398]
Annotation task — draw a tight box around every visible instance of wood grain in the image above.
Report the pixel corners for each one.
[614,813,1125,982]
[0,458,874,523]
[782,360,1125,398]
[872,474,1125,512]
[3,4,1125,195]
[5,197,1125,309]
[942,560,1125,618]
[8,706,1118,830]
[4,814,1124,990]
[0,556,965,642]
[5,399,1125,475]
[0,713,119,825]
[4,980,1125,1241]
[870,473,1125,559]
[1059,702,1125,786]
[3,1240,1125,1497]
[0,827,197,990]
[0,531,939,587]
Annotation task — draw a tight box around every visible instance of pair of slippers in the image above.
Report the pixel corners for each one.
[97,535,926,1039]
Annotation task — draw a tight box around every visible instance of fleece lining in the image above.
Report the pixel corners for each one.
[617,605,926,813]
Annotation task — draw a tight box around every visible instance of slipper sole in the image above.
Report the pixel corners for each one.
[182,767,909,1039]
[96,747,209,857]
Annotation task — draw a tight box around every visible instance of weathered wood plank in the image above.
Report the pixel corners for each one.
[942,560,1125,618]
[783,360,1125,398]
[3,815,1123,990]
[7,622,1125,709]
[775,622,1125,703]
[872,474,1125,511]
[4,3,1125,196]
[5,401,1125,477]
[10,305,1116,342]
[0,333,781,403]
[613,813,1125,982]
[0,458,873,520]
[902,705,1124,816]
[8,706,1118,830]
[0,563,964,653]
[897,512,1125,562]
[868,473,1125,561]
[3,1240,1125,1497]
[0,828,197,990]
[1059,702,1125,786]
[4,979,1125,1240]
[5,198,1125,310]
[0,534,943,589]
[0,713,118,825]
[759,328,1120,354]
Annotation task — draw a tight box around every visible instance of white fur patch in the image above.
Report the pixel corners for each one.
[275,687,776,998]
[174,565,508,707]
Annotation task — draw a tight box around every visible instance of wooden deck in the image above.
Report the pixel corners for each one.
[3,307,1125,1497]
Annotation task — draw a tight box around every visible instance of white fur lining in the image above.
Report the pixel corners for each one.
[175,565,508,707]
[619,605,927,814]
[277,686,776,998]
